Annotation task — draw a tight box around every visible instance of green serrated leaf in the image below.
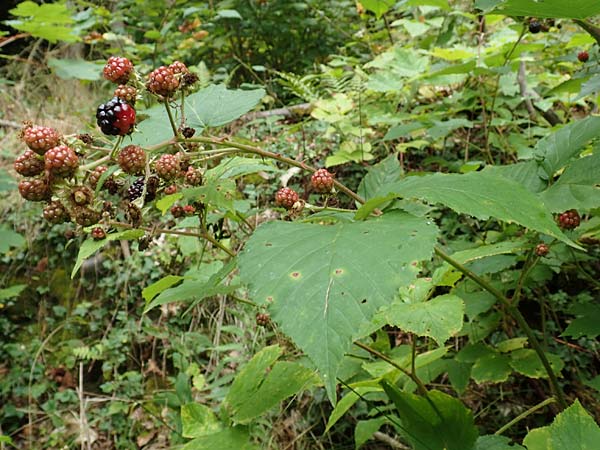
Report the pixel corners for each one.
[129,103,176,147]
[381,383,478,450]
[181,427,258,450]
[181,403,222,438]
[474,435,525,450]
[540,153,600,212]
[523,400,600,450]
[71,230,145,278]
[471,352,512,383]
[379,171,577,248]
[47,58,103,80]
[509,349,564,379]
[534,116,600,178]
[562,303,600,339]
[377,294,464,346]
[185,85,265,129]
[357,153,402,201]
[238,212,439,403]
[492,0,600,19]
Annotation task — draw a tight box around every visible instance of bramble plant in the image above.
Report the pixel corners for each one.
[2,0,600,449]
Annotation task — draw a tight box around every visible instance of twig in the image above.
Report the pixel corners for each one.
[517,61,537,118]
[0,119,21,129]
[373,431,410,449]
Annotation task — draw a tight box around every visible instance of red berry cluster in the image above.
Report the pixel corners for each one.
[578,51,589,63]
[557,210,580,230]
[256,313,270,327]
[311,168,334,193]
[14,56,206,242]
[535,243,550,257]
[275,187,299,209]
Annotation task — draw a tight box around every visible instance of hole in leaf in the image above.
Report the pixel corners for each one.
[290,271,301,279]
[361,299,367,304]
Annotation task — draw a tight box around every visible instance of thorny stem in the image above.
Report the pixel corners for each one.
[180,136,367,205]
[434,247,568,410]
[107,221,236,257]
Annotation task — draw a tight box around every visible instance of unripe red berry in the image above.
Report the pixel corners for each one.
[147,66,179,97]
[21,125,60,155]
[14,150,44,177]
[557,209,580,230]
[578,51,589,63]
[275,187,299,209]
[311,169,334,193]
[535,243,549,257]
[103,56,134,84]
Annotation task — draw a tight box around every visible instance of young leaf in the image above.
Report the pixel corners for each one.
[381,382,479,450]
[238,212,439,403]
[376,294,465,346]
[523,400,600,450]
[181,403,222,438]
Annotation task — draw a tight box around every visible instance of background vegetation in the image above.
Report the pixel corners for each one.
[1,1,599,449]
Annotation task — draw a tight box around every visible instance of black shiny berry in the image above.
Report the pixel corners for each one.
[96,97,136,136]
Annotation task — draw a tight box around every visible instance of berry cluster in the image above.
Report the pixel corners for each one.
[557,210,580,230]
[535,243,550,257]
[311,168,334,193]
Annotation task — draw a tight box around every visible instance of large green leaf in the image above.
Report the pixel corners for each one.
[509,349,564,379]
[562,303,600,339]
[7,1,79,43]
[381,383,478,450]
[540,153,600,212]
[130,103,175,147]
[48,58,103,80]
[491,0,600,19]
[533,116,600,178]
[378,171,576,247]
[181,427,258,450]
[185,85,265,129]
[238,212,439,402]
[376,294,464,346]
[224,345,319,423]
[360,0,395,18]
[523,400,600,450]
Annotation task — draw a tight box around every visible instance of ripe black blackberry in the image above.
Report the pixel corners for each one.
[43,201,69,224]
[44,145,79,177]
[529,20,541,33]
[14,150,45,177]
[103,56,134,84]
[127,176,158,201]
[21,125,60,155]
[118,145,146,175]
[18,178,50,202]
[127,177,145,201]
[96,97,136,136]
